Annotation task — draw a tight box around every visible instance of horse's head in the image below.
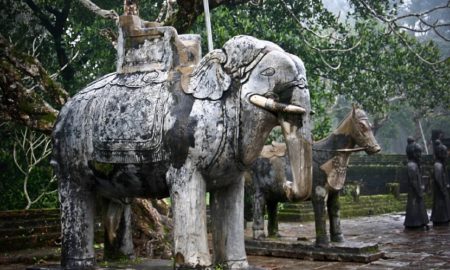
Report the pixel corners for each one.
[350,105,381,155]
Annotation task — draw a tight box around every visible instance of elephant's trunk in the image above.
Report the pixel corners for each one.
[279,114,312,201]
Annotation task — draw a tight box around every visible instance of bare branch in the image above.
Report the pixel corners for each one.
[279,0,347,42]
[356,0,450,65]
[50,50,80,79]
[13,127,54,209]
[24,0,57,35]
[388,23,448,65]
[77,0,119,22]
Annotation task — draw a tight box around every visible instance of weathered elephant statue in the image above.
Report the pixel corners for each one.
[51,13,313,269]
[248,106,380,245]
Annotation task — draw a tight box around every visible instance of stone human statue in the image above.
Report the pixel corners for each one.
[431,140,450,226]
[404,137,429,229]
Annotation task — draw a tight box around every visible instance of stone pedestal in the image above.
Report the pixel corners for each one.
[26,259,266,270]
[245,237,384,263]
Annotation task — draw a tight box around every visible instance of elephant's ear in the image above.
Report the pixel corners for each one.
[185,49,231,100]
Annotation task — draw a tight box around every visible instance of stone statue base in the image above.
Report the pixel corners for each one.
[245,237,384,263]
[26,259,266,270]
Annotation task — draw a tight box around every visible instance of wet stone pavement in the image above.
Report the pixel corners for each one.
[3,212,449,269]
[244,212,450,269]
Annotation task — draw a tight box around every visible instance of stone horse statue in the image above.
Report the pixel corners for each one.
[248,106,380,245]
[51,13,313,269]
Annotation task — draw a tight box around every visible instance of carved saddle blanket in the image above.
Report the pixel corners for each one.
[319,152,350,191]
[85,72,171,164]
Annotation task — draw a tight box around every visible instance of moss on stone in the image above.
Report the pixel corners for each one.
[279,193,433,222]
[92,161,115,177]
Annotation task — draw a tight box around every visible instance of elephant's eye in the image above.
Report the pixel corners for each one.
[260,67,275,76]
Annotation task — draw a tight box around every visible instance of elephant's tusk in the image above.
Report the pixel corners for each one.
[249,94,306,114]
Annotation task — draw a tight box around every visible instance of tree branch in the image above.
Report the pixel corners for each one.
[24,0,57,36]
[0,34,67,134]
[164,0,252,34]
[77,0,119,21]
[355,0,450,65]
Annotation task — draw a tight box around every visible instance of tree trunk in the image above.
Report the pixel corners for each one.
[131,198,173,259]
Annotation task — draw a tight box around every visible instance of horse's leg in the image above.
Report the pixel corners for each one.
[210,177,249,269]
[167,165,211,268]
[328,191,345,242]
[59,174,96,269]
[252,187,266,239]
[267,200,279,238]
[312,185,329,246]
[103,198,134,260]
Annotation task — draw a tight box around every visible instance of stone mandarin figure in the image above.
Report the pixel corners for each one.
[51,11,313,270]
[431,140,450,226]
[404,137,429,230]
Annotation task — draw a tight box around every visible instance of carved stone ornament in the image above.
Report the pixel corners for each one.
[320,153,350,191]
[260,142,287,159]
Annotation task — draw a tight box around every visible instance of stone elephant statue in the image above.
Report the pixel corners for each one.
[51,14,313,269]
[248,106,381,245]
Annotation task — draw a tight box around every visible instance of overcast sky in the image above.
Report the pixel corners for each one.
[322,0,352,18]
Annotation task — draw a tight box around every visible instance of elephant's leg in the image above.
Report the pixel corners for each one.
[312,186,329,246]
[59,175,96,269]
[167,165,211,269]
[328,192,345,243]
[267,201,279,238]
[252,188,266,239]
[210,178,249,269]
[103,198,134,260]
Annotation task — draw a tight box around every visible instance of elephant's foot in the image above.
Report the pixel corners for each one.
[268,232,282,238]
[62,257,96,270]
[330,233,345,243]
[175,252,212,269]
[253,229,266,240]
[315,235,330,247]
[222,259,249,269]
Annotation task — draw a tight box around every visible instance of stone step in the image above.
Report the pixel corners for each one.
[0,208,105,251]
[0,225,60,237]
[0,232,61,252]
[281,201,406,213]
[280,194,419,210]
[281,199,406,211]
[279,206,408,222]
[281,196,408,211]
[0,217,61,230]
[245,238,384,263]
[0,209,60,221]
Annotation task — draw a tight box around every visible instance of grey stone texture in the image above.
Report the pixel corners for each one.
[248,107,381,245]
[52,15,312,269]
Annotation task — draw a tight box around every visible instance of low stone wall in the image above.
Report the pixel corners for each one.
[278,193,433,222]
[347,154,449,195]
[0,209,61,252]
[0,208,103,252]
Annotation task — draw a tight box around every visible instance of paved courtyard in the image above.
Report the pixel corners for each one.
[2,212,449,269]
[245,212,450,269]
